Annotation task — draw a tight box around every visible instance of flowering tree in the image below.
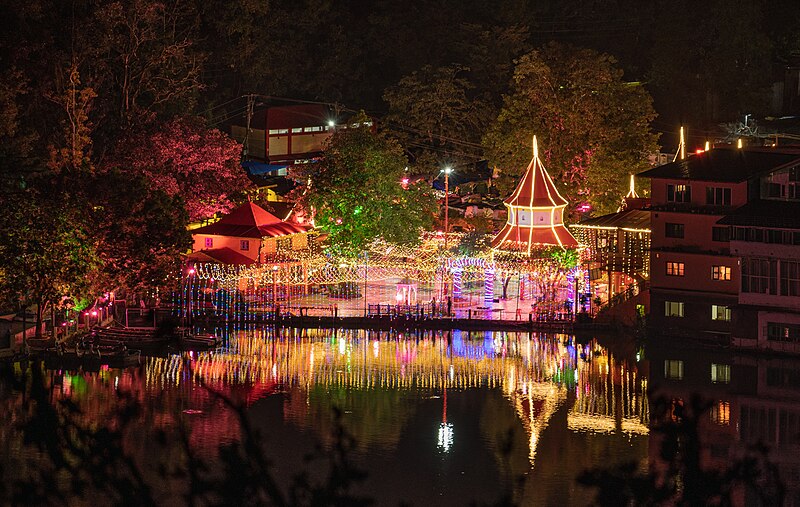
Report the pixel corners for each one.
[109,116,251,221]
[484,42,658,216]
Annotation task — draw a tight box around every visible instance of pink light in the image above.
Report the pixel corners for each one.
[91,310,98,316]
[188,267,196,275]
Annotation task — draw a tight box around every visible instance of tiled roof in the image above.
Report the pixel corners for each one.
[639,147,800,183]
[717,199,800,229]
[186,247,256,265]
[193,202,310,238]
[571,209,651,231]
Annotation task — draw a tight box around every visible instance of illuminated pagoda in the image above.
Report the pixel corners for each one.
[491,136,578,254]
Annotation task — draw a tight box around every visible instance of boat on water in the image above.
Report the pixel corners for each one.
[42,342,141,369]
[179,333,222,351]
[92,326,174,348]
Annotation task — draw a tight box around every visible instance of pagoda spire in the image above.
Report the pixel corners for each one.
[491,135,578,254]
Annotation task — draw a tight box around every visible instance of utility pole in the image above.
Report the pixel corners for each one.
[243,94,255,158]
[444,166,452,250]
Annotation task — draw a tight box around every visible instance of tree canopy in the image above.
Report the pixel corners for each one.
[290,115,437,256]
[107,116,250,222]
[484,42,659,216]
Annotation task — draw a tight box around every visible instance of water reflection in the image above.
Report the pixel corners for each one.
[648,341,800,505]
[2,328,649,505]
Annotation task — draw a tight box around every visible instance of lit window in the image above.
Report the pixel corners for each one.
[268,128,289,135]
[204,237,213,248]
[711,305,731,321]
[667,184,691,203]
[666,262,685,276]
[240,240,250,251]
[665,359,684,380]
[711,364,731,383]
[710,401,730,425]
[665,301,684,317]
[291,127,303,133]
[712,266,731,281]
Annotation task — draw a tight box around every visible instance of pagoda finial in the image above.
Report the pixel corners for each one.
[625,174,639,198]
[532,135,539,160]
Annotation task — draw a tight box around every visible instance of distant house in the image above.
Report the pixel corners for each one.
[188,202,312,265]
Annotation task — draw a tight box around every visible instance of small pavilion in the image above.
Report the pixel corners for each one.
[491,136,578,253]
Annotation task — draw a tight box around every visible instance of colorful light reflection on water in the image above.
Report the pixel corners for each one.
[2,328,649,505]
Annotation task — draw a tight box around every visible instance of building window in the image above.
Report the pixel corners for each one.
[666,262,685,276]
[711,305,731,321]
[665,359,684,380]
[706,187,731,206]
[780,260,800,296]
[742,258,777,295]
[665,223,685,238]
[204,237,213,248]
[711,364,731,383]
[665,301,684,317]
[268,128,289,135]
[710,401,730,425]
[240,240,250,251]
[712,226,730,242]
[767,322,800,343]
[667,184,691,203]
[712,265,731,281]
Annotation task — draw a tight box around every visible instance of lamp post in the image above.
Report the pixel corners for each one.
[363,252,368,317]
[443,166,452,250]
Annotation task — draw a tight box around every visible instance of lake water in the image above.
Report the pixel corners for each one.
[2,326,796,505]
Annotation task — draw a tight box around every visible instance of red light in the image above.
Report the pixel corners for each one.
[188,267,196,275]
[696,149,704,155]
[91,311,98,316]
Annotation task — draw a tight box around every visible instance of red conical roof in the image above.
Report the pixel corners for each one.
[491,135,578,253]
[503,136,568,208]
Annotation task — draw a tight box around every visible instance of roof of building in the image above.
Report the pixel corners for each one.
[491,222,579,250]
[717,199,800,229]
[503,137,568,208]
[571,209,651,231]
[639,147,800,182]
[491,136,578,252]
[186,247,256,265]
[192,202,310,238]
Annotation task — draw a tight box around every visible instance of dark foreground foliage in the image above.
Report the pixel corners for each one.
[578,395,784,506]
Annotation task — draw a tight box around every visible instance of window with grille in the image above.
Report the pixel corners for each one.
[706,187,731,206]
[711,364,731,383]
[665,223,684,238]
[712,265,731,281]
[666,262,685,276]
[711,305,731,321]
[665,301,684,317]
[712,226,730,242]
[204,237,213,248]
[240,240,250,251]
[667,184,691,203]
[664,359,684,379]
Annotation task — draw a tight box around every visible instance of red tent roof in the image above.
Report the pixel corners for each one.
[193,202,310,239]
[504,137,568,208]
[491,222,579,250]
[492,136,578,252]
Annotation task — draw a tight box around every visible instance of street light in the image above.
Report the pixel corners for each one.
[442,166,452,250]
